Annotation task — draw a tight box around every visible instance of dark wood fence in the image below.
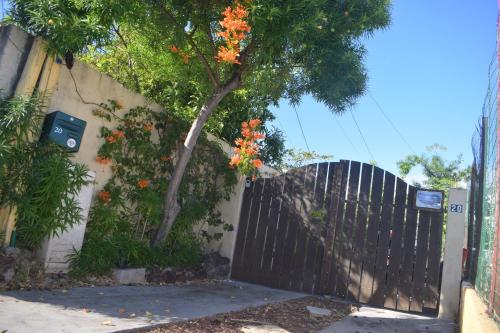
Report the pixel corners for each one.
[231,160,444,315]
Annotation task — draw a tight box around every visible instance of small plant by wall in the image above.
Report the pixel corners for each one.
[0,93,89,248]
[70,101,237,276]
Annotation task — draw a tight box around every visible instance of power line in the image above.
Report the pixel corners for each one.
[333,115,361,155]
[349,109,376,162]
[368,91,416,154]
[293,106,311,153]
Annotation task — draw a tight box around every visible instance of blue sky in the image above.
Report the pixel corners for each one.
[271,0,497,178]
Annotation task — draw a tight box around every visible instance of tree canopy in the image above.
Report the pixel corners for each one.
[8,0,392,243]
[397,144,470,192]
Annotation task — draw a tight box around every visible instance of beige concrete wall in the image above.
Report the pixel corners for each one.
[48,61,163,191]
[0,25,32,97]
[460,282,500,333]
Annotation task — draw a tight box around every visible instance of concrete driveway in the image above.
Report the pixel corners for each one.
[320,306,456,333]
[0,281,304,333]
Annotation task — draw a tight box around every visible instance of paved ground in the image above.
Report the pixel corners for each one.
[0,281,304,333]
[320,306,456,333]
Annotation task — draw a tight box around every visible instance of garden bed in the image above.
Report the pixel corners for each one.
[0,247,230,291]
[132,296,354,333]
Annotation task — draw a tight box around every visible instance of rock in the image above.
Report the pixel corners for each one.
[112,268,146,285]
[1,267,15,283]
[241,325,290,333]
[306,306,332,318]
[4,247,21,258]
[162,267,177,283]
[202,252,230,278]
[175,271,187,283]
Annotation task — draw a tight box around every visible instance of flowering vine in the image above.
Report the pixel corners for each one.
[216,1,251,64]
[230,119,265,178]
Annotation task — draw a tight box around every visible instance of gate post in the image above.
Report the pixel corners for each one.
[439,188,467,320]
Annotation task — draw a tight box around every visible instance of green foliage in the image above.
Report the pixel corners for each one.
[69,102,236,275]
[397,144,470,192]
[0,93,89,248]
[279,148,333,171]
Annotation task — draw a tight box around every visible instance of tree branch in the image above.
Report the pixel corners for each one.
[156,1,220,88]
[112,24,141,92]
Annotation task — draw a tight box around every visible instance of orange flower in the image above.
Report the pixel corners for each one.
[252,159,263,169]
[234,138,244,146]
[229,154,242,166]
[137,179,150,189]
[169,45,179,53]
[253,132,265,140]
[241,128,252,138]
[249,119,262,128]
[98,191,111,203]
[112,130,125,139]
[216,2,251,65]
[216,46,240,64]
[106,135,117,143]
[95,155,111,165]
[143,122,154,132]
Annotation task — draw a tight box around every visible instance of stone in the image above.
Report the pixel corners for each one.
[241,325,290,333]
[1,267,15,283]
[306,306,332,318]
[202,252,230,278]
[4,247,21,258]
[112,268,146,285]
[162,267,177,283]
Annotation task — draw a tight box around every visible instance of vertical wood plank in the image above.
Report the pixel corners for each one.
[249,178,273,283]
[301,164,318,293]
[384,178,408,309]
[336,161,361,299]
[231,180,255,279]
[396,186,418,312]
[312,163,329,293]
[423,211,444,314]
[358,166,384,303]
[410,210,431,313]
[370,171,396,307]
[280,167,306,290]
[348,163,373,301]
[319,163,342,294]
[331,160,350,296]
[261,176,285,283]
[271,173,294,288]
[239,178,265,281]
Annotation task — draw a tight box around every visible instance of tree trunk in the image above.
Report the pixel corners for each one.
[154,77,241,246]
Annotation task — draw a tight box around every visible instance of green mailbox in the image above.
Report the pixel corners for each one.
[40,111,87,152]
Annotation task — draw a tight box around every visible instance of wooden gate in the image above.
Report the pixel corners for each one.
[231,160,444,314]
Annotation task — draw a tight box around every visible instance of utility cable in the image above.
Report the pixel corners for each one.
[349,109,376,162]
[368,91,416,154]
[293,106,311,153]
[333,115,361,155]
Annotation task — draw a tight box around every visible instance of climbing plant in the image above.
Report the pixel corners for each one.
[70,101,237,275]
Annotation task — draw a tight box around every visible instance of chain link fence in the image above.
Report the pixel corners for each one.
[468,46,499,321]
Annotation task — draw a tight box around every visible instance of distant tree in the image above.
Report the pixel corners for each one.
[280,149,333,171]
[397,144,470,192]
[8,0,391,245]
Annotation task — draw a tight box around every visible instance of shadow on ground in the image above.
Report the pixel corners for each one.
[0,281,304,333]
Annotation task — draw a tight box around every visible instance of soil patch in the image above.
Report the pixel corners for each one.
[134,296,354,333]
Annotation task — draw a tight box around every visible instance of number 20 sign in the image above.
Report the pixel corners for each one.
[450,204,463,213]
